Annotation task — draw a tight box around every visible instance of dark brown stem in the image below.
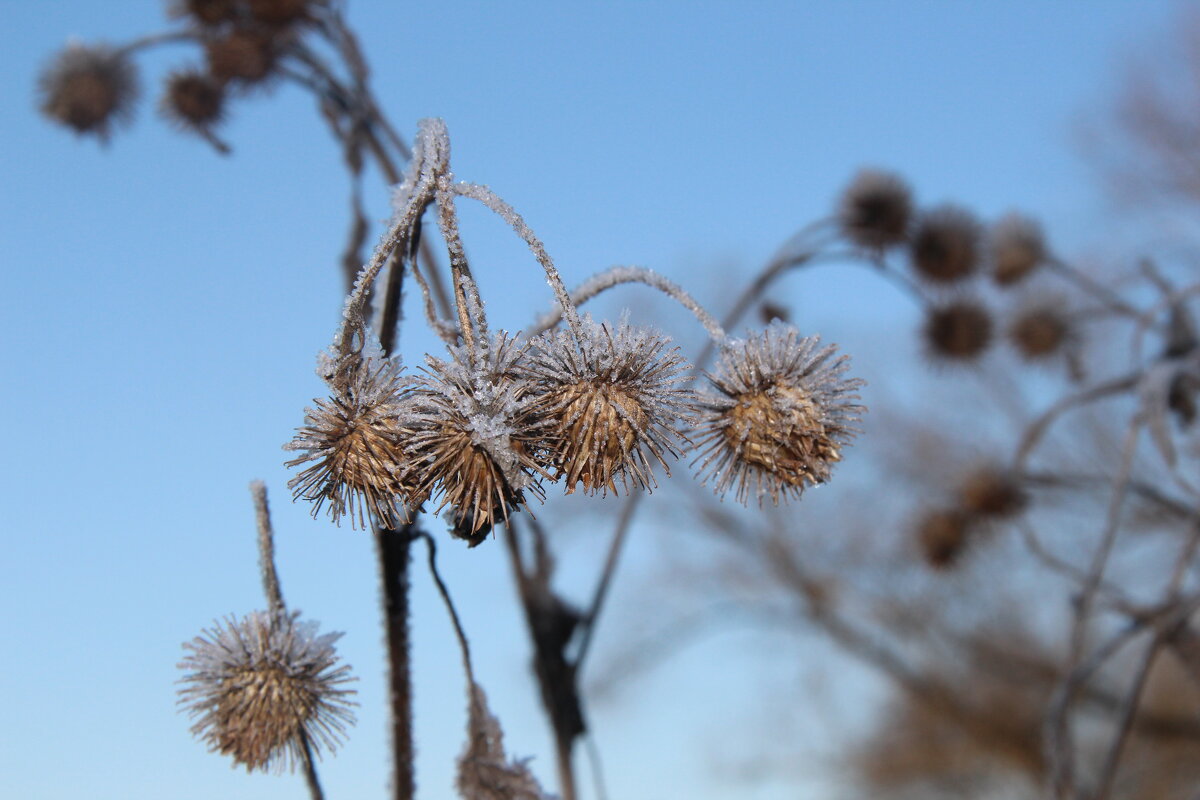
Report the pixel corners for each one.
[298,729,326,800]
[376,526,416,800]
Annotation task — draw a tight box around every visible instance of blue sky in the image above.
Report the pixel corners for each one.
[0,2,1184,799]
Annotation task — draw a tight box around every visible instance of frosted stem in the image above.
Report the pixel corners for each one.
[531,265,725,342]
[453,181,584,343]
[435,179,487,352]
[250,481,285,619]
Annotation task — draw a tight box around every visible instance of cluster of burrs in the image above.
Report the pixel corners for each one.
[285,120,866,544]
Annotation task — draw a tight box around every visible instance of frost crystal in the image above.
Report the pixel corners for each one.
[693,322,865,505]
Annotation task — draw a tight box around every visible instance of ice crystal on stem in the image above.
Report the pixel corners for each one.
[177,610,357,773]
[693,322,865,505]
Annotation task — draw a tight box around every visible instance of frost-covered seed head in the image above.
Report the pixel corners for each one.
[958,465,1026,519]
[285,357,414,530]
[38,43,139,139]
[407,332,552,545]
[909,205,982,284]
[1008,304,1070,360]
[837,168,913,250]
[990,213,1046,286]
[205,30,277,84]
[161,70,225,131]
[694,323,865,505]
[177,611,357,772]
[524,316,692,496]
[923,300,993,361]
[916,508,970,569]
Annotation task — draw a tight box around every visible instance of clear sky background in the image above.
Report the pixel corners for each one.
[1,2,1185,799]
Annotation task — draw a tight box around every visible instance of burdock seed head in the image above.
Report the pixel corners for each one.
[523,315,692,496]
[694,322,865,505]
[909,204,982,284]
[285,356,415,530]
[923,299,993,362]
[990,213,1046,286]
[177,610,357,773]
[1008,303,1071,361]
[406,332,553,546]
[38,42,139,139]
[916,507,971,569]
[837,168,914,250]
[205,29,277,85]
[957,465,1027,519]
[161,69,225,131]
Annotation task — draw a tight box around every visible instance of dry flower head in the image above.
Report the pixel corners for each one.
[407,333,553,545]
[285,355,414,530]
[910,204,982,284]
[990,213,1046,286]
[694,322,865,505]
[916,507,971,568]
[1008,304,1071,361]
[958,465,1027,519]
[923,299,993,362]
[177,610,357,772]
[838,168,914,250]
[161,70,225,131]
[38,43,139,139]
[523,316,692,495]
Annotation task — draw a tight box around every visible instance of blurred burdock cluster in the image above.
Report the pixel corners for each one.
[38,0,318,151]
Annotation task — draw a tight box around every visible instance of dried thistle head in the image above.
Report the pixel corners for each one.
[523,316,692,496]
[957,465,1027,519]
[909,204,982,284]
[837,168,914,250]
[916,507,971,568]
[38,43,139,139]
[990,213,1046,286]
[161,70,226,132]
[1008,303,1072,361]
[177,611,357,772]
[923,299,993,362]
[285,356,415,529]
[694,322,865,505]
[205,29,278,85]
[407,332,553,545]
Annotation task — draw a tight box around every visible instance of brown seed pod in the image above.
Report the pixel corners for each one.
[923,299,993,362]
[162,70,226,130]
[990,213,1046,286]
[285,357,415,530]
[38,43,139,139]
[178,611,357,773]
[523,317,692,496]
[909,205,982,284]
[693,323,865,505]
[957,465,1027,519]
[837,168,914,250]
[406,333,554,545]
[206,29,277,84]
[1008,304,1071,361]
[916,507,971,569]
